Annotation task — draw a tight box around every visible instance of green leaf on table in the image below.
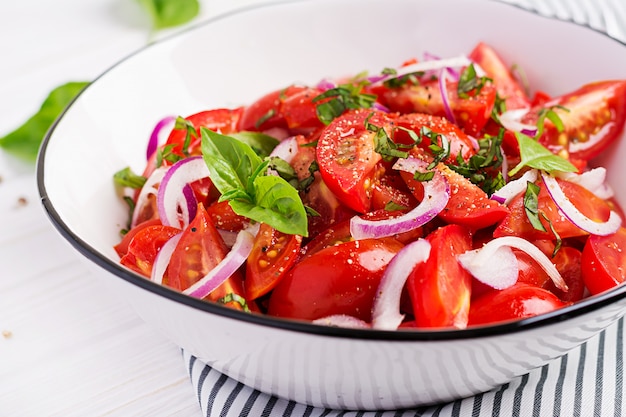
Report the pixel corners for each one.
[137,0,200,30]
[507,132,577,177]
[0,81,89,162]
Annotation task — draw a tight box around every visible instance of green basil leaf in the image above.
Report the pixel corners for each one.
[523,182,546,231]
[230,175,308,236]
[113,167,147,189]
[201,128,263,196]
[229,131,280,158]
[137,0,199,30]
[0,81,89,162]
[508,132,577,177]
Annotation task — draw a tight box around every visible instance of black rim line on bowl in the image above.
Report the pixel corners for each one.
[36,0,626,341]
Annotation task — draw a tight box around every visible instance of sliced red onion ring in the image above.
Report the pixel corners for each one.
[269,136,299,164]
[541,171,621,236]
[316,79,337,91]
[491,169,538,205]
[369,55,481,86]
[458,236,568,291]
[498,108,535,135]
[371,239,431,330]
[350,158,449,240]
[146,116,176,160]
[131,167,168,228]
[183,226,257,299]
[438,68,456,124]
[151,233,182,285]
[157,156,209,228]
[313,315,371,329]
[556,167,614,200]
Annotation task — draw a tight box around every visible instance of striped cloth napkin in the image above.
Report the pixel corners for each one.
[182,1,626,415]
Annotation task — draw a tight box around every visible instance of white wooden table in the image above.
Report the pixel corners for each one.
[0,1,265,415]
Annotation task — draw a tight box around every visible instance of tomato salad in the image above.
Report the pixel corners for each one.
[113,42,626,330]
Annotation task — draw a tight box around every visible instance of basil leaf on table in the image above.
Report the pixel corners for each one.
[0,81,89,162]
[136,0,200,30]
[201,128,308,237]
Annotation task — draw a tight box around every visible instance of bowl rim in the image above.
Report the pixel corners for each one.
[36,0,626,342]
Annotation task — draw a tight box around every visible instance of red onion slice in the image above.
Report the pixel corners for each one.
[157,156,209,228]
[458,236,568,291]
[439,68,456,124]
[498,108,535,135]
[151,233,182,285]
[269,136,299,164]
[369,55,480,86]
[131,167,168,228]
[556,167,614,200]
[146,116,176,160]
[541,171,621,236]
[491,169,538,205]
[371,239,431,330]
[313,315,371,329]
[349,158,449,240]
[183,226,257,299]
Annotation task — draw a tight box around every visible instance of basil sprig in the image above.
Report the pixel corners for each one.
[201,129,308,237]
[508,132,577,177]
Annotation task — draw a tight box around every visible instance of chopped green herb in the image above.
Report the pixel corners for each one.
[534,105,568,140]
[457,64,491,98]
[313,82,377,125]
[156,143,183,168]
[254,108,276,129]
[229,131,280,158]
[113,167,147,189]
[384,200,409,211]
[365,113,410,160]
[298,160,319,192]
[217,293,250,312]
[0,81,89,162]
[173,116,197,157]
[523,182,546,231]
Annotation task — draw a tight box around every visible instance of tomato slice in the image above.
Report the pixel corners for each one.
[167,204,247,309]
[400,162,509,231]
[205,200,248,232]
[494,177,612,240]
[408,224,472,328]
[280,87,325,131]
[238,85,312,132]
[468,42,531,110]
[468,283,567,326]
[114,218,162,258]
[375,79,497,136]
[521,80,626,161]
[394,113,476,163]
[119,224,181,278]
[316,109,393,213]
[267,238,404,322]
[581,227,626,295]
[165,108,243,156]
[245,223,302,300]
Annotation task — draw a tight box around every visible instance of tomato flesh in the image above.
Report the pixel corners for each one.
[408,224,472,328]
[120,224,181,278]
[582,227,626,295]
[267,238,404,321]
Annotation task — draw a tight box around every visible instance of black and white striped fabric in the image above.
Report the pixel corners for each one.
[182,1,626,415]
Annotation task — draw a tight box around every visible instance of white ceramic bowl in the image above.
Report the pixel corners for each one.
[37,0,626,410]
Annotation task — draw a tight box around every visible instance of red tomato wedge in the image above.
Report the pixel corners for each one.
[521,80,626,161]
[582,227,626,295]
[374,79,496,136]
[167,204,247,310]
[245,223,302,300]
[267,238,404,322]
[394,113,476,163]
[469,283,566,326]
[316,109,393,213]
[165,108,243,156]
[120,224,181,278]
[468,42,531,110]
[494,177,613,240]
[408,224,472,329]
